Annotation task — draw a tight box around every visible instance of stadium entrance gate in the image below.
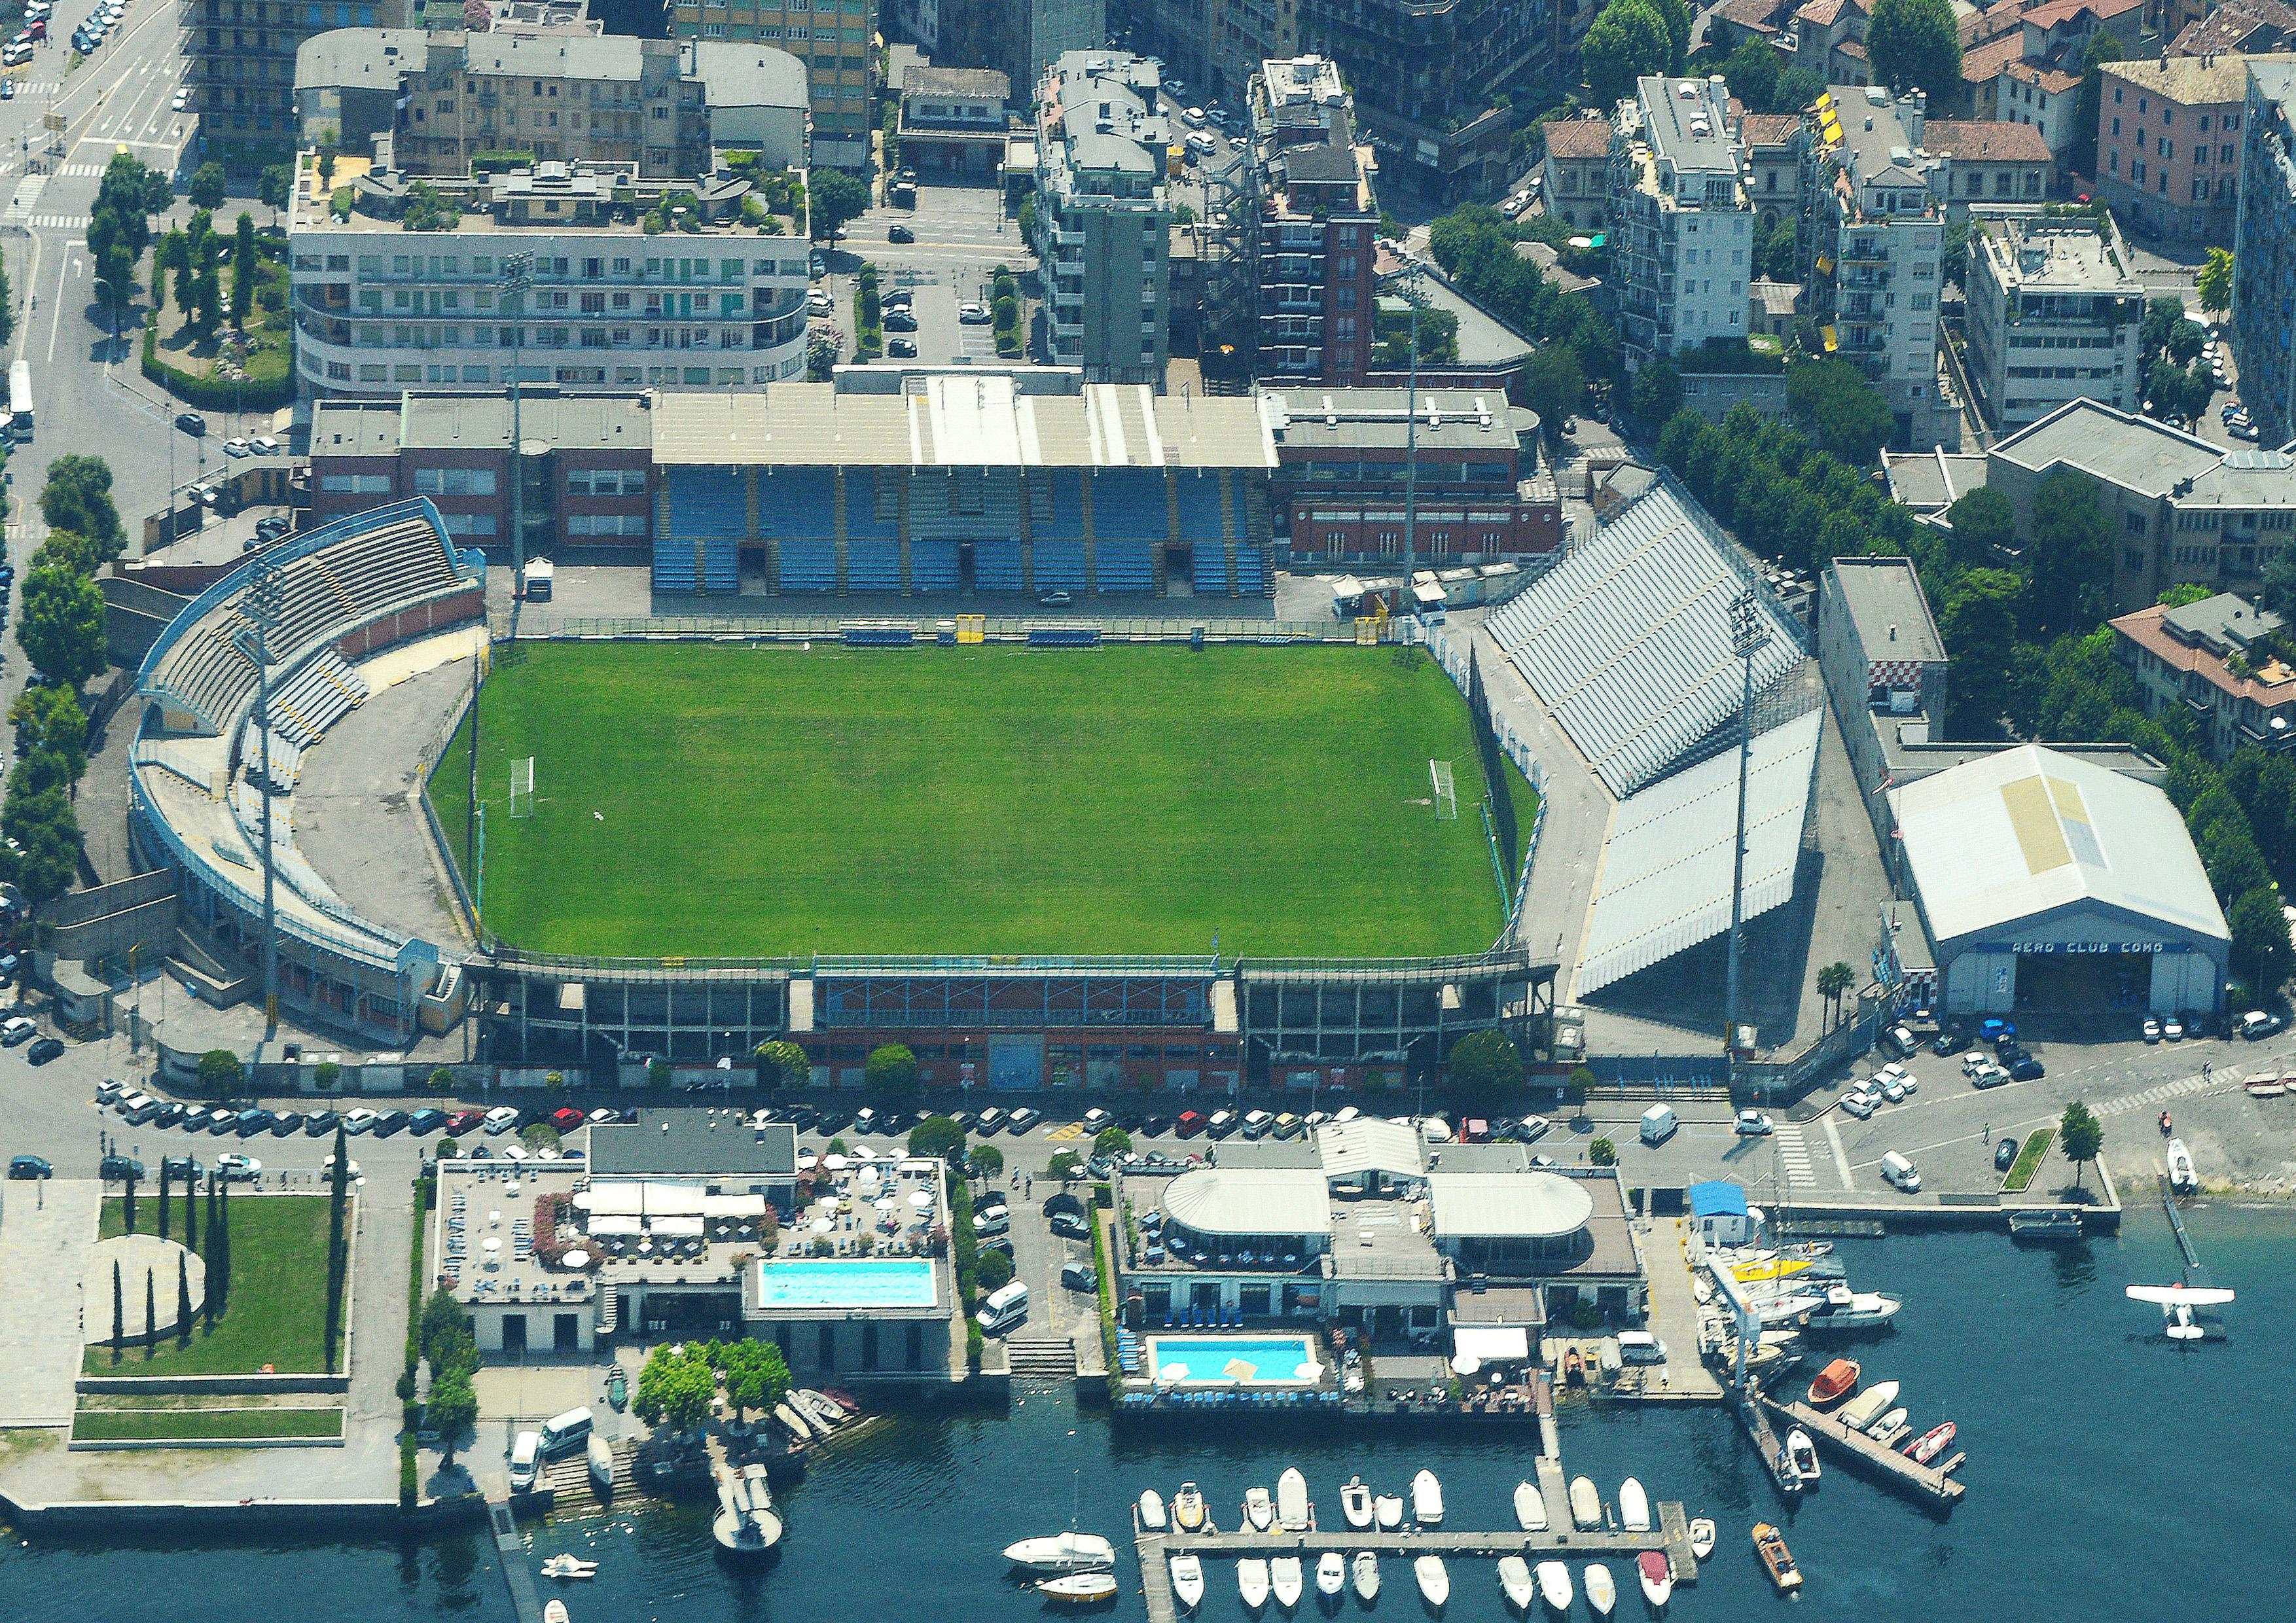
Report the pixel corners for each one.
[990,1037,1043,1090]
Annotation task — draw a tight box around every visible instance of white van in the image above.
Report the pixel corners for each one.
[508,1430,542,1491]
[539,1406,593,1457]
[1880,1151,1922,1192]
[1615,1330,1666,1366]
[1638,1104,1678,1146]
[978,1280,1030,1335]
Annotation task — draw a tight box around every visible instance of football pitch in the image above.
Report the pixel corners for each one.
[429,641,1537,959]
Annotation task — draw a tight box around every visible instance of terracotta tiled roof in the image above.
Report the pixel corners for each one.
[1738,112,1803,149]
[2111,605,2296,709]
[2172,0,2296,56]
[1541,118,1613,158]
[1960,33,2026,85]
[1835,37,1868,60]
[1715,0,1790,33]
[1923,118,2054,163]
[1795,0,1846,25]
[2001,60,2080,95]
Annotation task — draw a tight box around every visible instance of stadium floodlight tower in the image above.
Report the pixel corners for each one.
[233,552,286,1037]
[497,251,535,628]
[1723,588,1768,1085]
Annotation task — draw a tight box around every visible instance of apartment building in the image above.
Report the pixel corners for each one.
[187,0,413,173]
[1963,215,2144,433]
[2097,52,2245,244]
[1028,52,1174,385]
[668,0,878,167]
[1918,118,2054,211]
[2111,592,2296,759]
[1608,77,1757,373]
[287,155,812,396]
[933,0,1105,109]
[1738,112,1802,227]
[1246,55,1378,385]
[1800,84,1951,449]
[2233,56,2296,446]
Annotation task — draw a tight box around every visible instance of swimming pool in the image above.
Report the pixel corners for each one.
[751,1258,939,1310]
[1145,1334,1321,1385]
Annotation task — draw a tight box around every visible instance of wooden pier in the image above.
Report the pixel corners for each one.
[1732,1384,1802,1497]
[1760,1395,1965,1507]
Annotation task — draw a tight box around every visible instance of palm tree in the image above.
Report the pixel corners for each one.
[1816,962,1856,1031]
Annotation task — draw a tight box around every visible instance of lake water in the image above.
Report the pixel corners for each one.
[4,1203,2286,1621]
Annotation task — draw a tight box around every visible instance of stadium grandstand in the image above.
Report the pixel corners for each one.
[648,374,1280,597]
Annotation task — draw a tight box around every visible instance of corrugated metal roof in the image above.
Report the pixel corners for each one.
[1426,1171,1593,1240]
[1160,1168,1332,1237]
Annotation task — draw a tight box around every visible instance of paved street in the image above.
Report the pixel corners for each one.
[825,175,1030,365]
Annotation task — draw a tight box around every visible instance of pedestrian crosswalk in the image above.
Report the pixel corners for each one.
[58,162,105,179]
[2094,1070,2225,1118]
[24,213,88,231]
[1773,1124,1818,1188]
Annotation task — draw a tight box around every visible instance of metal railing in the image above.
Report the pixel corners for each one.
[529,615,1357,643]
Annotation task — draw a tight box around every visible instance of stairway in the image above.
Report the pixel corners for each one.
[1004,1337,1079,1379]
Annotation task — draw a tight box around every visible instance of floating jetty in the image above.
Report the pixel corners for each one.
[1757,1394,1964,1507]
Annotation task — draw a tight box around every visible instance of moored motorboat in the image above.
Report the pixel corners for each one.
[1637,1552,1672,1609]
[1240,1559,1272,1609]
[1003,1533,1116,1575]
[1410,1470,1443,1527]
[1513,1479,1548,1531]
[1171,1555,1205,1611]
[540,1555,597,1581]
[1413,1556,1448,1608]
[543,1603,571,1623]
[2007,1209,2085,1243]
[1277,1469,1312,1533]
[1039,1573,1120,1606]
[1803,1285,1903,1332]
[1174,1483,1208,1532]
[1583,1563,1615,1618]
[1139,1489,1168,1531]
[1903,1420,1957,1465]
[794,1390,844,1429]
[1785,1428,1820,1485]
[711,1463,783,1560]
[1688,1518,1717,1561]
[1568,1476,1601,1531]
[1617,1478,1649,1533]
[820,1387,863,1415]
[586,1433,615,1497]
[1352,1552,1381,1603]
[1534,1560,1573,1613]
[1839,1380,1900,1431]
[1341,1477,1374,1531]
[1869,1405,1909,1440]
[1374,1494,1405,1531]
[2167,1137,2198,1194]
[1246,1488,1276,1531]
[1561,1346,1584,1385]
[1318,1553,1346,1599]
[1272,1556,1304,1609]
[1497,1556,1534,1611]
[1806,1357,1860,1407]
[1751,1523,1802,1593]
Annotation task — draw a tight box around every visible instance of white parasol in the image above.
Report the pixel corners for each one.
[1450,1353,1480,1376]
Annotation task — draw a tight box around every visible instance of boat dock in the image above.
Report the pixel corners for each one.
[486,1497,546,1623]
[1731,1383,1801,1496]
[1759,1395,1965,1508]
[2162,1175,2209,1284]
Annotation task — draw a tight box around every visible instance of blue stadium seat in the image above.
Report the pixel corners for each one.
[778,538,838,592]
[652,541,698,592]
[911,539,960,592]
[1191,544,1230,593]
[846,539,902,592]
[1094,470,1168,541]
[976,539,1025,592]
[761,469,836,541]
[844,469,901,543]
[1039,471,1087,541]
[1234,546,1268,594]
[664,468,745,539]
[701,533,738,592]
[1173,473,1226,539]
[1094,543,1155,594]
[1033,540,1088,592]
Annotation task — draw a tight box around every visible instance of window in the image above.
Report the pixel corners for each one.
[2126,512,2149,536]
[413,467,500,495]
[439,512,499,537]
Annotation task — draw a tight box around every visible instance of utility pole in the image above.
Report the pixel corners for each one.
[497,251,533,633]
[236,555,285,1038]
[1723,589,1768,1089]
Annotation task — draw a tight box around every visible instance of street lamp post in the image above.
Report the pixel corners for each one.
[497,252,533,626]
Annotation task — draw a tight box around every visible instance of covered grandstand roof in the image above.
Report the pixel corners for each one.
[1575,709,1822,996]
[1427,1171,1594,1240]
[1484,480,1801,795]
[1314,1117,1426,1181]
[1160,1168,1331,1237]
[652,376,1276,470]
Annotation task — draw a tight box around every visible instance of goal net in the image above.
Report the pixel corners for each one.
[1429,759,1458,821]
[509,757,535,819]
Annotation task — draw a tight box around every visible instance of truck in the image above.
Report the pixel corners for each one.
[7,357,29,440]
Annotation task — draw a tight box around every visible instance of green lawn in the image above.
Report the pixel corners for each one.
[430,643,1537,957]
[86,1195,338,1376]
[2004,1128,2056,1194]
[74,1406,343,1442]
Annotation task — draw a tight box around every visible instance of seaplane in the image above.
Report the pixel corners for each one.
[2127,1281,2235,1340]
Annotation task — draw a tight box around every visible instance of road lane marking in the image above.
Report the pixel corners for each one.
[1821,1115,1853,1188]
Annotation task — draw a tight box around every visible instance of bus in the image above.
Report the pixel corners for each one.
[7,358,31,440]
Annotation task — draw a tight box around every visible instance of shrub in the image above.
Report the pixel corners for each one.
[977,1247,1014,1291]
[313,1060,342,1090]
[1588,1137,1617,1166]
[400,1433,418,1509]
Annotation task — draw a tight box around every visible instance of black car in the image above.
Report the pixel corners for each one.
[175,410,207,436]
[152,1101,188,1128]
[162,1154,205,1184]
[884,311,918,332]
[304,1108,340,1135]
[1932,1027,1971,1056]
[98,1152,144,1181]
[888,338,918,357]
[409,1107,448,1135]
[254,516,290,543]
[8,1154,51,1179]
[1140,1113,1173,1137]
[784,1105,820,1131]
[27,1037,65,1065]
[888,223,915,243]
[2009,1058,2046,1081]
[1995,1136,2020,1171]
[374,1109,411,1136]
[814,1107,853,1134]
[270,1111,306,1135]
[238,1107,276,1134]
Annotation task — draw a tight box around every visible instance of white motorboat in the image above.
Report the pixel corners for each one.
[1413,1556,1449,1608]
[1617,1477,1650,1533]
[1496,1556,1534,1611]
[586,1434,615,1497]
[1513,1479,1548,1531]
[1410,1469,1443,1527]
[1003,1533,1117,1575]
[1352,1552,1381,1603]
[1838,1380,1901,1433]
[1171,1555,1206,1611]
[1139,1489,1168,1532]
[1534,1560,1573,1613]
[1240,1558,1272,1609]
[1317,1553,1346,1598]
[1278,1468,1312,1532]
[1583,1562,1616,1618]
[1637,1552,1673,1610]
[1174,1483,1208,1532]
[1340,1477,1374,1531]
[1272,1556,1304,1609]
[1039,1573,1119,1606]
[1803,1285,1904,1333]
[1374,1494,1405,1531]
[1688,1518,1717,1561]
[544,1603,571,1623]
[1246,1487,1276,1531]
[773,1400,814,1441]
[1785,1428,1820,1486]
[2166,1137,2198,1194]
[540,1555,597,1580]
[794,1389,844,1429]
[1869,1408,1910,1447]
[1568,1476,1602,1530]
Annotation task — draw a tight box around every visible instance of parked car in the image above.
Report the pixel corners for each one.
[887,338,918,357]
[1733,1109,1774,1136]
[1995,1136,2019,1171]
[549,1107,586,1133]
[1932,1027,1971,1056]
[1204,1109,1238,1139]
[586,1108,622,1126]
[2142,1016,2162,1043]
[1007,1106,1042,1133]
[223,437,253,458]
[254,516,291,543]
[372,1109,410,1135]
[217,1153,262,1181]
[1175,1110,1208,1137]
[0,1016,36,1046]
[1139,1113,1173,1137]
[304,1109,341,1135]
[2164,1016,2187,1041]
[175,411,207,436]
[8,1154,52,1179]
[883,311,918,332]
[344,1108,380,1134]
[96,1077,126,1103]
[99,1154,143,1181]
[1840,1091,1877,1120]
[250,435,281,456]
[236,1107,276,1134]
[270,1111,306,1135]
[959,302,992,323]
[161,1155,204,1185]
[483,1106,521,1134]
[408,1108,447,1135]
[2008,1058,2046,1081]
[444,1109,484,1134]
[29,1037,67,1065]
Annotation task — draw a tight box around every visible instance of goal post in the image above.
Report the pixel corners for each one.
[1429,759,1458,821]
[509,757,535,819]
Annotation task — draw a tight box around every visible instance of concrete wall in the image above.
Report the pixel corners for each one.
[1675,372,1788,421]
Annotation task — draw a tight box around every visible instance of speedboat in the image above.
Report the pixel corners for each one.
[586,1433,615,1497]
[1240,1559,1272,1609]
[1272,1556,1304,1609]
[711,1463,782,1559]
[1413,1556,1448,1608]
[1803,1286,1903,1333]
[1534,1560,1573,1613]
[1903,1420,1957,1465]
[1341,1477,1374,1530]
[544,1603,571,1623]
[540,1555,597,1580]
[1568,1475,1601,1530]
[1785,1427,1820,1485]
[1752,1524,1802,1593]
[1617,1478,1649,1533]
[1317,1554,1346,1599]
[1410,1469,1443,1527]
[1637,1552,1672,1609]
[1171,1555,1205,1611]
[1352,1552,1380,1603]
[2167,1137,2199,1194]
[1374,1493,1405,1531]
[1513,1479,1548,1531]
[1869,1407,1909,1445]
[1174,1483,1208,1531]
[1838,1380,1901,1432]
[1278,1469,1311,1532]
[1807,1357,1860,1407]
[1246,1487,1276,1531]
[1003,1533,1117,1575]
[1139,1489,1167,1531]
[1583,1563,1615,1618]
[1497,1556,1534,1611]
[1039,1573,1119,1606]
[1688,1518,1717,1561]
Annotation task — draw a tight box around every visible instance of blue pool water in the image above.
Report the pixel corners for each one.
[751,1258,937,1309]
[1147,1334,1320,1384]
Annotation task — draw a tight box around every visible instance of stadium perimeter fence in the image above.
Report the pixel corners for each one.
[524,616,1371,645]
[1421,624,1547,952]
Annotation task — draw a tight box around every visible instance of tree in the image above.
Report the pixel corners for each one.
[185,1164,199,1254]
[1941,216,1973,288]
[144,1269,157,1351]
[755,1037,808,1090]
[1648,0,1691,66]
[1446,1029,1524,1114]
[0,247,13,350]
[112,1260,124,1355]
[810,169,870,241]
[0,783,80,908]
[426,1368,478,1465]
[864,1042,920,1099]
[123,1165,137,1233]
[16,564,107,687]
[2198,247,2234,317]
[1776,65,1824,115]
[1588,1137,1617,1166]
[1816,961,1856,1029]
[1944,486,2015,569]
[8,685,88,786]
[1939,568,2024,736]
[230,213,257,327]
[520,1123,562,1153]
[198,1050,245,1090]
[158,1157,172,1242]
[718,1336,791,1418]
[1629,357,1681,429]
[976,1246,1016,1293]
[2070,33,2126,176]
[1581,0,1673,111]
[908,1114,969,1165]
[1754,215,1798,281]
[1047,1149,1085,1183]
[1785,359,1896,465]
[1092,1126,1133,1158]
[39,456,124,561]
[969,1142,1005,1182]
[633,1342,717,1433]
[259,164,293,224]
[1719,37,1781,113]
[325,1125,350,1371]
[2058,1100,2104,1190]
[2027,467,2113,633]
[2230,887,2295,996]
[421,1285,473,1369]
[177,1251,194,1347]
[188,163,227,212]
[1867,0,1962,103]
[1522,346,1587,437]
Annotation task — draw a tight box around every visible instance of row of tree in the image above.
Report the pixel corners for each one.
[631,1336,793,1435]
[107,1179,234,1358]
[416,1285,480,1464]
[1424,205,1622,432]
[152,210,266,336]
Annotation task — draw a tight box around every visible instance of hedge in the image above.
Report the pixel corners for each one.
[399,1432,418,1509]
[143,316,297,412]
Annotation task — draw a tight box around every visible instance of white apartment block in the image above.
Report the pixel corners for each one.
[1608,77,1756,372]
[1964,215,2145,434]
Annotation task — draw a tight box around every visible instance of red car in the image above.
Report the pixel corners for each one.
[549,1107,587,1133]
[444,1109,485,1135]
[1174,1110,1207,1138]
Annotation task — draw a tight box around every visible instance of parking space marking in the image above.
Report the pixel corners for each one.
[1821,1115,1853,1188]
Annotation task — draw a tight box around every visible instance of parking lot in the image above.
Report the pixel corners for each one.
[825,177,1026,366]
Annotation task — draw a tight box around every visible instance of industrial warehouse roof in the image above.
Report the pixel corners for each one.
[1426,1171,1594,1240]
[1575,708,1822,996]
[1314,1117,1426,1181]
[1888,744,2229,950]
[1484,480,1802,795]
[1160,1168,1333,1237]
[651,376,1276,469]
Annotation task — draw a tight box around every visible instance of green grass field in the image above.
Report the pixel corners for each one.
[73,1406,344,1442]
[430,643,1537,958]
[87,1195,337,1376]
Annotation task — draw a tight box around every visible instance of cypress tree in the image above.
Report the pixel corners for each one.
[185,1167,199,1253]
[143,1270,156,1354]
[158,1159,171,1241]
[123,1169,137,1234]
[325,1125,350,1372]
[215,1177,232,1308]
[177,1251,194,1347]
[111,1260,124,1359]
